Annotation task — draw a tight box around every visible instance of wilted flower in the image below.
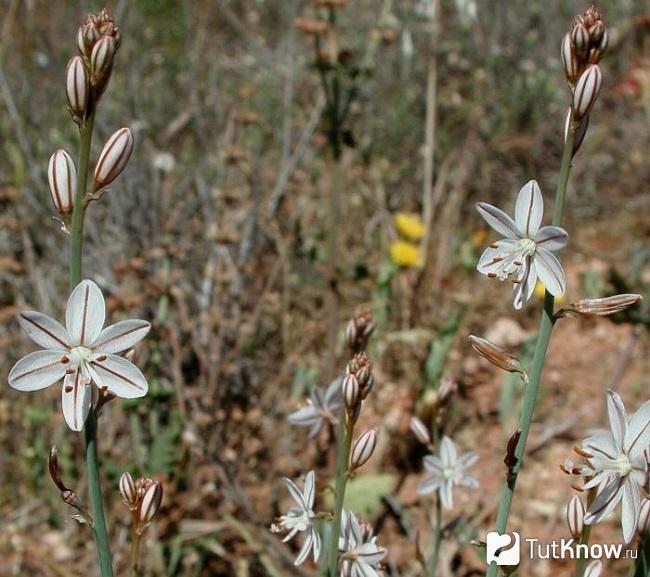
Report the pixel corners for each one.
[8,279,150,431]
[418,435,479,509]
[390,240,422,268]
[579,390,650,543]
[339,510,387,577]
[476,180,568,309]
[287,377,342,439]
[271,471,320,566]
[571,294,642,317]
[468,335,525,377]
[395,212,425,241]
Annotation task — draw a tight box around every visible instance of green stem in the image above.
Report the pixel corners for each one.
[326,412,354,577]
[130,529,142,577]
[486,126,575,577]
[427,495,443,577]
[69,110,115,577]
[571,525,591,577]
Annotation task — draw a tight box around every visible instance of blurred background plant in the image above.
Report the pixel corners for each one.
[0,1,648,576]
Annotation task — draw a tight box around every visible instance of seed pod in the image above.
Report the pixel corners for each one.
[573,294,642,316]
[567,495,585,539]
[65,56,89,117]
[94,127,134,189]
[468,335,523,375]
[583,560,603,577]
[48,149,77,214]
[90,35,116,84]
[571,23,589,56]
[342,373,360,412]
[410,416,431,445]
[119,472,138,508]
[573,65,602,120]
[350,429,378,471]
[638,499,650,538]
[561,33,579,85]
[138,480,163,527]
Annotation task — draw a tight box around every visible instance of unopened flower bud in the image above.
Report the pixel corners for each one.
[584,560,603,577]
[138,480,163,528]
[572,294,642,316]
[571,23,590,56]
[638,499,650,537]
[65,56,88,117]
[588,30,608,65]
[90,36,116,84]
[342,373,360,411]
[345,319,358,350]
[350,429,378,471]
[94,127,134,189]
[468,335,524,376]
[356,365,371,388]
[48,149,77,214]
[410,416,431,445]
[561,33,579,85]
[77,23,99,58]
[588,20,605,44]
[567,495,585,539]
[360,374,374,399]
[573,65,602,120]
[119,472,138,508]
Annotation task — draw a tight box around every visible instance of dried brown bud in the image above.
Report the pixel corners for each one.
[65,56,89,118]
[567,495,585,539]
[48,149,76,214]
[468,335,525,376]
[48,446,70,493]
[571,294,642,316]
[573,65,602,120]
[350,429,378,472]
[94,127,134,189]
[410,416,431,445]
[119,472,138,508]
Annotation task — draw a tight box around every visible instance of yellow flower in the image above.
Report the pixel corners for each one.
[390,241,422,268]
[534,280,566,303]
[395,212,425,241]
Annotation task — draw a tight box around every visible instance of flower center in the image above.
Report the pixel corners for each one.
[607,453,633,477]
[442,467,455,480]
[519,238,537,257]
[70,346,93,366]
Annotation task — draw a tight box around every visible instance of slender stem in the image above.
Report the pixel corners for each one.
[486,127,575,577]
[326,412,354,577]
[571,525,591,577]
[69,110,115,577]
[130,529,143,577]
[427,495,443,577]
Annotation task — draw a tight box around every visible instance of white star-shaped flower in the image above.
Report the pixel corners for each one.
[8,279,150,431]
[338,510,387,577]
[417,435,479,509]
[271,470,321,566]
[580,390,650,543]
[476,180,569,309]
[287,377,342,439]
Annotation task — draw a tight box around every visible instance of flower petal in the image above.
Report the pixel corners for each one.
[625,399,650,459]
[512,258,537,310]
[535,248,566,297]
[476,202,521,239]
[477,240,520,275]
[459,451,479,468]
[88,354,148,398]
[584,476,624,525]
[92,319,150,353]
[514,180,543,237]
[18,311,70,350]
[606,390,627,452]
[417,473,442,496]
[304,471,316,509]
[8,350,69,391]
[66,280,106,346]
[440,479,454,509]
[283,477,308,511]
[294,530,313,565]
[61,370,92,431]
[621,477,641,543]
[534,226,569,251]
[423,455,442,473]
[440,436,457,468]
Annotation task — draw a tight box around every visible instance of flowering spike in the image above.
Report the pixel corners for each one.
[65,56,89,118]
[567,495,585,539]
[573,65,602,120]
[94,127,134,189]
[48,149,77,214]
[350,429,378,472]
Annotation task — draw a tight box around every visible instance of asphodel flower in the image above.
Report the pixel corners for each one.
[338,510,387,577]
[476,180,569,309]
[287,377,342,439]
[8,279,150,431]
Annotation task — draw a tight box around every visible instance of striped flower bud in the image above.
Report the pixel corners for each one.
[567,495,585,539]
[65,56,88,117]
[410,416,431,445]
[588,30,608,65]
[94,127,134,189]
[77,23,99,58]
[572,294,642,316]
[573,65,602,120]
[468,335,524,376]
[571,23,589,56]
[138,480,163,528]
[350,429,378,471]
[48,149,77,214]
[584,561,603,577]
[90,35,116,84]
[588,20,605,44]
[561,33,579,85]
[638,498,650,538]
[342,373,360,412]
[119,472,138,508]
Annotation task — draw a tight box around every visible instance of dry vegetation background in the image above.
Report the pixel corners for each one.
[0,0,649,576]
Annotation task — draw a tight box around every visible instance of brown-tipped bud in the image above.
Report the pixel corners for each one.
[137,480,163,528]
[571,23,590,56]
[410,416,431,445]
[90,36,116,84]
[561,33,579,85]
[342,373,360,412]
[119,472,138,508]
[567,495,585,539]
[573,65,602,120]
[94,127,134,189]
[48,446,70,493]
[638,499,650,538]
[588,30,608,65]
[350,429,378,471]
[48,149,77,214]
[65,56,89,117]
[468,335,524,375]
[572,294,642,316]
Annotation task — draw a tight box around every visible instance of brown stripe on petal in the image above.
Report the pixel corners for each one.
[21,314,70,349]
[92,361,144,391]
[80,284,90,345]
[14,359,66,382]
[93,324,146,351]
